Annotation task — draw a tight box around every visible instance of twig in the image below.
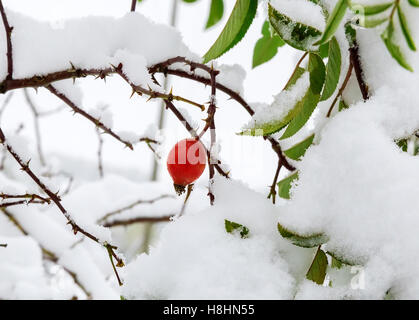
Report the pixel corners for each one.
[0,91,14,122]
[0,243,6,247]
[0,128,125,280]
[98,194,174,223]
[267,160,282,204]
[178,184,193,217]
[46,84,135,150]
[326,61,354,118]
[207,65,219,205]
[349,40,369,101]
[0,192,51,203]
[0,199,46,208]
[114,64,205,111]
[283,52,308,90]
[130,0,137,12]
[103,215,174,228]
[0,0,13,80]
[23,89,46,166]
[96,127,104,178]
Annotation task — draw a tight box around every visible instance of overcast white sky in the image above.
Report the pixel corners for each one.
[1,0,298,190]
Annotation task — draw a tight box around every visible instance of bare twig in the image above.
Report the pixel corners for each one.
[98,194,174,223]
[0,243,6,247]
[0,0,13,80]
[0,192,51,204]
[283,52,308,90]
[23,89,46,166]
[96,127,104,178]
[130,0,137,12]
[178,184,193,217]
[349,41,369,101]
[267,160,282,204]
[46,84,134,150]
[326,62,354,118]
[0,127,124,281]
[103,215,174,228]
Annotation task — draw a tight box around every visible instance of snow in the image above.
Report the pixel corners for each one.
[123,177,297,299]
[270,0,326,31]
[244,71,310,129]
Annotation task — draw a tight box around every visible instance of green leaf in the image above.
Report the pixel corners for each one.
[396,138,408,152]
[409,0,419,7]
[326,250,356,266]
[225,219,249,238]
[284,134,315,160]
[318,42,329,58]
[277,171,299,199]
[252,21,285,68]
[278,222,328,248]
[280,53,325,139]
[397,4,416,51]
[306,248,328,285]
[268,3,322,51]
[350,2,393,15]
[240,68,306,136]
[320,37,341,101]
[284,67,306,90]
[316,0,348,45]
[205,0,224,29]
[203,0,257,63]
[331,256,343,269]
[381,20,413,71]
[182,0,198,2]
[353,16,387,28]
[338,99,349,111]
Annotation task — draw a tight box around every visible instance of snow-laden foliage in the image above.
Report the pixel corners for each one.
[1,0,419,300]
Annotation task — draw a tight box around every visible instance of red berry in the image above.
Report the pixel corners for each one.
[167,138,206,194]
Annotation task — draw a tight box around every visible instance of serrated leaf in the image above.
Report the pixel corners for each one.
[409,0,419,7]
[397,4,416,51]
[252,21,285,68]
[350,2,393,15]
[353,16,387,28]
[268,3,322,51]
[381,20,413,71]
[277,171,299,199]
[203,0,257,63]
[280,53,325,139]
[205,0,224,29]
[284,134,315,160]
[306,248,328,285]
[225,219,249,238]
[321,37,341,101]
[316,0,348,45]
[278,222,328,248]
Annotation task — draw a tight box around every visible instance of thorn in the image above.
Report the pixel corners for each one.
[130,89,136,99]
[169,87,173,95]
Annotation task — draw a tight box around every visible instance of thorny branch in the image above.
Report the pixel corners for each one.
[0,127,124,285]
